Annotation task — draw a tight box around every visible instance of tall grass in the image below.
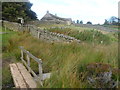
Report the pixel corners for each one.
[47,27,117,44]
[3,30,118,88]
[2,27,18,88]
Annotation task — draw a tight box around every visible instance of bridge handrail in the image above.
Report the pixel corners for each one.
[19,46,43,86]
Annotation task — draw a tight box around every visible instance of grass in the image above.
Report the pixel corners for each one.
[0,27,2,32]
[103,25,119,30]
[2,24,118,88]
[0,27,2,46]
[46,27,118,44]
[2,29,118,88]
[0,27,2,89]
[2,27,18,88]
[2,29,17,47]
[38,23,66,29]
[40,24,110,34]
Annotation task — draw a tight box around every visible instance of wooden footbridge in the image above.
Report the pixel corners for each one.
[9,46,51,88]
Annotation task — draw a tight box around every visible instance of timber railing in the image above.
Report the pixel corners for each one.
[19,46,43,86]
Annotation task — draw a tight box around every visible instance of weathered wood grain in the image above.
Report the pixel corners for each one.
[16,63,37,88]
[19,46,51,87]
[9,63,27,88]
[20,46,42,64]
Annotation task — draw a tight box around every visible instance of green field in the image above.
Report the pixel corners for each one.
[2,25,119,88]
[103,25,120,30]
[2,27,17,88]
[0,27,2,46]
[0,27,2,90]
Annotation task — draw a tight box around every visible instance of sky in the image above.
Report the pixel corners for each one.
[29,0,119,24]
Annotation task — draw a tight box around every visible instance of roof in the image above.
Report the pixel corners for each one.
[41,11,72,21]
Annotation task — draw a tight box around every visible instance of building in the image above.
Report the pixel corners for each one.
[40,11,72,25]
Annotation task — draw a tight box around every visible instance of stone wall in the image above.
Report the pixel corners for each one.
[28,25,80,43]
[2,21,81,43]
[36,28,80,43]
[3,21,21,31]
[27,20,71,26]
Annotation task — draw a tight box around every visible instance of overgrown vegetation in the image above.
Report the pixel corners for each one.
[103,25,120,30]
[2,27,18,88]
[2,27,119,88]
[47,27,117,44]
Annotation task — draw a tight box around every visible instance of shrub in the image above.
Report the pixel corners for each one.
[78,63,120,88]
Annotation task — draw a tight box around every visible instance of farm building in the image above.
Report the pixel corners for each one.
[40,11,72,25]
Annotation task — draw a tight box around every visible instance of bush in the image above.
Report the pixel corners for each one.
[77,63,120,88]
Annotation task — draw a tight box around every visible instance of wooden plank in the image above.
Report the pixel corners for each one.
[22,59,43,86]
[38,64,43,86]
[42,73,51,81]
[19,46,42,64]
[38,64,43,80]
[19,47,43,86]
[9,63,27,88]
[22,59,38,78]
[21,50,23,59]
[16,63,37,88]
[26,54,30,72]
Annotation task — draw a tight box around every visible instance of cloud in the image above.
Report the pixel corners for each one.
[30,0,119,24]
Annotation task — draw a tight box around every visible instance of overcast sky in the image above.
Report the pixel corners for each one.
[29,0,119,24]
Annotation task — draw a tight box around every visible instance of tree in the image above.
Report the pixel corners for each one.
[76,20,79,24]
[105,16,118,25]
[2,2,37,23]
[104,19,109,25]
[80,20,83,24]
[87,21,92,24]
[109,16,117,24]
[72,21,75,24]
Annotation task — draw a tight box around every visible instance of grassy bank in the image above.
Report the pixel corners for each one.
[46,27,117,44]
[2,27,118,88]
[0,27,2,46]
[2,27,18,88]
[103,25,120,30]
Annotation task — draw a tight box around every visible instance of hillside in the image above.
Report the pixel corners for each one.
[2,21,119,88]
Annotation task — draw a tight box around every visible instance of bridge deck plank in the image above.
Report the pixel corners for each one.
[9,63,37,88]
[16,63,37,88]
[9,63,27,88]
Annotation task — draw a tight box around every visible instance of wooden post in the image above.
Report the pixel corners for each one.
[38,62,43,86]
[38,32,40,39]
[5,25,6,32]
[29,27,31,34]
[38,59,43,86]
[38,63,42,79]
[26,52,30,72]
[21,50,24,60]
